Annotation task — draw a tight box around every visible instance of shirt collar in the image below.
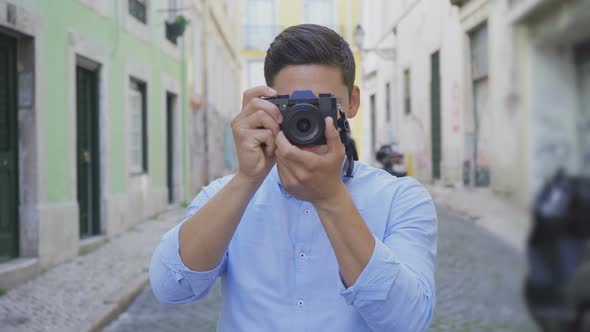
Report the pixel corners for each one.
[270,165,291,198]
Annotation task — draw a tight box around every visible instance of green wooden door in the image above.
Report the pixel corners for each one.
[76,66,100,238]
[431,51,442,180]
[0,33,19,260]
[166,93,175,204]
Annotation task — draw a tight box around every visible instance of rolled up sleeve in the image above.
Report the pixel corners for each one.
[338,178,438,332]
[149,176,231,304]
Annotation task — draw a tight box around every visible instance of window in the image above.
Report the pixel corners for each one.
[129,78,148,174]
[385,82,392,122]
[470,23,489,81]
[303,0,336,31]
[404,69,411,114]
[468,22,491,186]
[129,0,147,24]
[165,0,178,45]
[243,0,276,50]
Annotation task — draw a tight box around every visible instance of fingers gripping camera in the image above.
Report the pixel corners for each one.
[265,90,358,177]
[265,90,340,146]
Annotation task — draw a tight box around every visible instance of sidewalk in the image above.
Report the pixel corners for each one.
[425,184,532,254]
[0,208,184,332]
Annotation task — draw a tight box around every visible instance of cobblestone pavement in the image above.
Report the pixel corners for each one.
[103,206,539,332]
[0,209,184,332]
[429,207,537,332]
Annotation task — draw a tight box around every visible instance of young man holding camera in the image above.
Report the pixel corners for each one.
[149,24,437,331]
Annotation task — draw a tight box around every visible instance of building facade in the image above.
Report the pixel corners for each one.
[240,0,364,151]
[448,0,590,206]
[186,0,241,192]
[0,0,190,288]
[358,0,465,179]
[360,0,590,208]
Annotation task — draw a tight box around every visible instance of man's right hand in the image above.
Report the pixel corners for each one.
[231,86,282,183]
[177,86,282,272]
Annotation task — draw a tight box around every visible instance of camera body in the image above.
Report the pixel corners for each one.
[265,90,338,147]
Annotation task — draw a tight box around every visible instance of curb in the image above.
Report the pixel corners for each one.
[85,276,149,332]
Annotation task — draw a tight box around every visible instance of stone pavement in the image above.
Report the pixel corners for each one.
[102,282,222,332]
[425,184,532,253]
[430,206,536,331]
[103,205,539,332]
[0,208,184,332]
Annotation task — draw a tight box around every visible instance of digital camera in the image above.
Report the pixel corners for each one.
[265,90,338,147]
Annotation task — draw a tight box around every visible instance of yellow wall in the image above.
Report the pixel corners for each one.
[278,0,302,27]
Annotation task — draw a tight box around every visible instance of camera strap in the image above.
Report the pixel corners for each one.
[337,106,358,178]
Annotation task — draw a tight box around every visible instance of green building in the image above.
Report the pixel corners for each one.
[0,0,190,288]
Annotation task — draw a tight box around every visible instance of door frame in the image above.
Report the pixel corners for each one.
[0,6,44,263]
[68,35,110,237]
[161,75,183,205]
[431,50,442,180]
[76,59,101,237]
[0,32,19,260]
[166,92,178,204]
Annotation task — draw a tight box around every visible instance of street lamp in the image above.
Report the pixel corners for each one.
[353,24,396,60]
[353,24,365,52]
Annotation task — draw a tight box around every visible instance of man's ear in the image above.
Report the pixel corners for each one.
[346,85,360,119]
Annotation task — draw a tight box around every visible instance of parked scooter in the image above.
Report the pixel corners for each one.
[375,144,407,177]
[524,170,590,332]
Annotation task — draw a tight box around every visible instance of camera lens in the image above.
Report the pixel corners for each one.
[296,119,311,132]
[282,103,325,146]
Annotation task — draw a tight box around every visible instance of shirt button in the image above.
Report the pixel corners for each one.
[304,209,310,215]
[299,252,305,259]
[297,300,304,308]
[283,192,289,197]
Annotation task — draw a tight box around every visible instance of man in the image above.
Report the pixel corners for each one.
[149,24,437,331]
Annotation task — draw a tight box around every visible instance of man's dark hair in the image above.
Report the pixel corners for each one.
[264,24,356,97]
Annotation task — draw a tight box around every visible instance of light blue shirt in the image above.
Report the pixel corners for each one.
[149,162,438,331]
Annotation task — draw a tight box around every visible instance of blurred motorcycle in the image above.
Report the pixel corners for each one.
[524,170,590,332]
[375,144,407,177]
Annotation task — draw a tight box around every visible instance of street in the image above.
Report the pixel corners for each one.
[103,205,538,332]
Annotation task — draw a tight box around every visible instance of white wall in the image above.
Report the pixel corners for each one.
[359,0,397,164]
[372,0,464,183]
[515,0,590,201]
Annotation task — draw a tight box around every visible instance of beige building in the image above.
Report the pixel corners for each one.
[186,0,242,194]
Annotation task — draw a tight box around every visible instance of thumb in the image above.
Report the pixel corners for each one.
[324,117,342,153]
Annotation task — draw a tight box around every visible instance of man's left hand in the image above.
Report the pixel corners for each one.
[275,117,346,204]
